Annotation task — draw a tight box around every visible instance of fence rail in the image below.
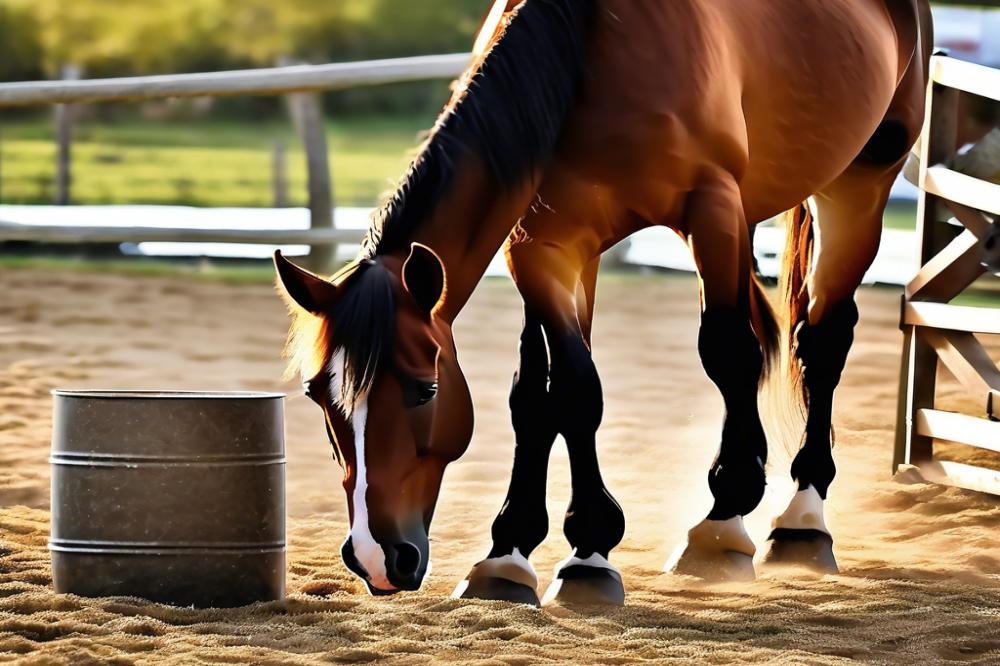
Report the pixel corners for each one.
[0,54,470,108]
[894,55,1000,496]
[0,224,362,245]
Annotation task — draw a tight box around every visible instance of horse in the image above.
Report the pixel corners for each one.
[274,0,932,604]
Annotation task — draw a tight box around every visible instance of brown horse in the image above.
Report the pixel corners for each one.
[275,0,932,604]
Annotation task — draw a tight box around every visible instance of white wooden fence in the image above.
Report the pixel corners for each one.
[894,55,1000,495]
[0,53,471,268]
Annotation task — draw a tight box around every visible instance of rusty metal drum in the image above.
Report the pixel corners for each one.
[49,390,286,608]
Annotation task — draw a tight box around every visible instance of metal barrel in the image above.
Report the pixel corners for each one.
[50,390,286,608]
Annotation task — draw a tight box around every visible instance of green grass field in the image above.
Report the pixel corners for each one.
[0,115,436,208]
[0,115,920,229]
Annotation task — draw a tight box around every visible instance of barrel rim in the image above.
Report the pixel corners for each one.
[52,389,285,400]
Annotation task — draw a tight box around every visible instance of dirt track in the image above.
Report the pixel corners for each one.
[1,267,999,664]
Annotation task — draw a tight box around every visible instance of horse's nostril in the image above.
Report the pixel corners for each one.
[393,542,421,578]
[986,234,997,251]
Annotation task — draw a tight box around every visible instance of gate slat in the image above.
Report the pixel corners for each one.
[920,329,1000,415]
[931,56,1000,103]
[904,302,1000,335]
[923,167,1000,216]
[913,460,1000,496]
[904,229,984,301]
[915,408,1000,452]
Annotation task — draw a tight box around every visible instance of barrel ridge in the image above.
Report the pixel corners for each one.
[52,392,285,457]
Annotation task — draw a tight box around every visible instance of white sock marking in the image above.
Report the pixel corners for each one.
[773,485,829,534]
[476,548,538,587]
[555,550,619,575]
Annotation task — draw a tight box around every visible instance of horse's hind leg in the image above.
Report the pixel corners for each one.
[665,173,766,582]
[762,160,904,574]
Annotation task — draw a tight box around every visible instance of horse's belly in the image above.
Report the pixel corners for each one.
[736,0,901,218]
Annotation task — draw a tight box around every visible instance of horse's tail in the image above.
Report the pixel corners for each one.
[752,201,815,459]
[749,266,780,382]
[777,202,814,408]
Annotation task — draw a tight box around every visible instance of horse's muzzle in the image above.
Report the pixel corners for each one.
[341,532,429,595]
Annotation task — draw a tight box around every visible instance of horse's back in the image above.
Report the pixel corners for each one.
[552,0,920,226]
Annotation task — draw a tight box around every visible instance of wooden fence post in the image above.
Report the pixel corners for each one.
[272,139,289,208]
[894,76,959,471]
[54,64,81,206]
[288,90,335,271]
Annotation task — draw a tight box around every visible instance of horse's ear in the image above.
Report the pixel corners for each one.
[273,250,339,315]
[402,243,445,316]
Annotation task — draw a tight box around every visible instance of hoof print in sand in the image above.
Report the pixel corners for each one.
[665,544,757,583]
[453,576,540,606]
[542,566,625,607]
[760,528,838,574]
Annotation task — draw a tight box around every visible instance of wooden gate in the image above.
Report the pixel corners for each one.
[895,55,1000,494]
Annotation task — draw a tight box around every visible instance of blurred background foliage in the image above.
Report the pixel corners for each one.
[0,0,487,115]
[0,0,495,207]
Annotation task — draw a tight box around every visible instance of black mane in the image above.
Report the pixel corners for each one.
[327,259,395,413]
[329,0,597,411]
[360,0,597,258]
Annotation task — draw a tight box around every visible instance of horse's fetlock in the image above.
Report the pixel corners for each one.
[791,444,836,499]
[564,489,625,556]
[490,499,549,558]
[707,453,767,519]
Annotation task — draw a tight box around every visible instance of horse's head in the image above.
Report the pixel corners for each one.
[274,245,473,594]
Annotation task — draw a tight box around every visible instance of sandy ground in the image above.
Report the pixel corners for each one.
[1,266,999,664]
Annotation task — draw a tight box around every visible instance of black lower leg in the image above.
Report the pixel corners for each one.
[790,299,859,498]
[487,313,558,559]
[700,307,768,520]
[548,330,625,559]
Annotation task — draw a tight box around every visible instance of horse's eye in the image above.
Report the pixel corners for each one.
[401,378,438,408]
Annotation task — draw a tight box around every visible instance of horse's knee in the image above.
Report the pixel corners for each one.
[509,315,554,438]
[796,298,859,393]
[548,332,603,437]
[698,307,763,398]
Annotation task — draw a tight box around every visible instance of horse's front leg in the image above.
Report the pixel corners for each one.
[518,245,625,606]
[453,311,557,606]
[666,175,767,582]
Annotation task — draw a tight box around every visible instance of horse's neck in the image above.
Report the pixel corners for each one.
[410,158,538,323]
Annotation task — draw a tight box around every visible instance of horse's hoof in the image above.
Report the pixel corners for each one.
[760,528,838,574]
[664,543,757,582]
[451,550,541,606]
[664,517,757,582]
[541,565,625,606]
[453,576,540,606]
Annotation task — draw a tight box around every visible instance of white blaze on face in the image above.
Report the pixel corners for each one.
[329,350,393,592]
